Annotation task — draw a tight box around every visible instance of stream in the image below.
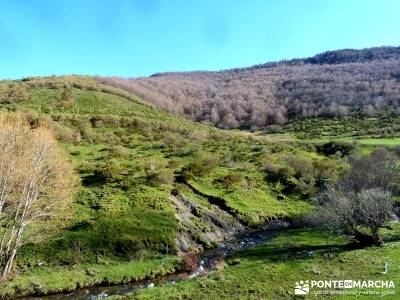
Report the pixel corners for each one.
[22,228,279,300]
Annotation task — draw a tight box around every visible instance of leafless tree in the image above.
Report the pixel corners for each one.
[0,113,75,280]
[313,149,398,246]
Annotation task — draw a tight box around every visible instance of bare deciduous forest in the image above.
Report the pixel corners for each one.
[98,46,400,129]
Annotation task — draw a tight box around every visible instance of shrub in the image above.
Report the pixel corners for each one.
[217,173,245,188]
[143,159,174,186]
[146,168,174,186]
[263,125,283,133]
[93,160,126,182]
[99,132,120,145]
[264,161,281,178]
[278,166,296,177]
[108,145,130,158]
[91,115,121,127]
[297,174,316,195]
[80,125,98,143]
[182,155,219,179]
[286,155,314,177]
[313,159,339,184]
[53,124,81,144]
[0,83,30,103]
[316,140,354,156]
[77,161,96,175]
[57,86,74,108]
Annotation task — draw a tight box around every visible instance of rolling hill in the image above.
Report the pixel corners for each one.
[97,46,400,129]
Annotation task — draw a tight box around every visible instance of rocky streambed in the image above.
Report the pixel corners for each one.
[21,226,285,300]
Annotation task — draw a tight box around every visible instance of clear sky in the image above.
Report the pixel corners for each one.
[1,0,400,79]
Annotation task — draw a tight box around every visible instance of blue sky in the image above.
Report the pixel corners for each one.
[1,0,399,79]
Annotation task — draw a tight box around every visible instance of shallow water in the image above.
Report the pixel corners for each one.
[21,228,277,299]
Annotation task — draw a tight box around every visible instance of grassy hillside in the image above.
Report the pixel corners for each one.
[0,76,399,298]
[0,76,338,297]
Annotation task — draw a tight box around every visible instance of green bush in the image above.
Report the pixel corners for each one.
[80,125,98,143]
[53,124,81,144]
[216,172,245,188]
[182,154,220,179]
[316,140,354,156]
[286,155,314,177]
[264,161,280,175]
[278,166,296,177]
[146,168,174,186]
[108,145,130,158]
[313,159,339,184]
[0,83,30,103]
[93,160,126,182]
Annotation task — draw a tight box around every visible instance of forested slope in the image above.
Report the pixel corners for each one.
[98,46,400,129]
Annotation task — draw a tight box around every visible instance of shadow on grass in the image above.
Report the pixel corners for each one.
[234,242,365,263]
[229,229,382,264]
[18,211,177,266]
[385,232,400,243]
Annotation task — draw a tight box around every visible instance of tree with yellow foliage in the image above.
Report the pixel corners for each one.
[0,114,75,280]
